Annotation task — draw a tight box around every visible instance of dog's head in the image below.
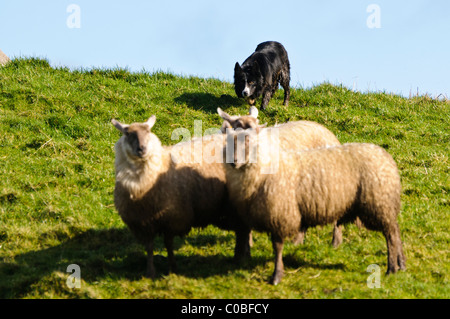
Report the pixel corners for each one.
[234,61,262,105]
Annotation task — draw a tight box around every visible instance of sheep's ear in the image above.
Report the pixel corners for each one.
[111,119,129,134]
[217,107,234,123]
[249,106,259,119]
[221,120,232,134]
[258,123,268,131]
[254,123,267,134]
[145,115,156,129]
[217,107,225,117]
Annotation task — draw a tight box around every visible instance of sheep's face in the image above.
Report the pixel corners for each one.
[112,116,160,161]
[224,128,258,170]
[217,106,262,133]
[123,124,154,159]
[228,116,259,131]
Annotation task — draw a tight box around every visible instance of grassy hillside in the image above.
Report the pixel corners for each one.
[0,58,448,298]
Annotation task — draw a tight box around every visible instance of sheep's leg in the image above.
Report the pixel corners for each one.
[292,231,305,245]
[384,223,403,274]
[398,249,406,271]
[145,239,156,279]
[164,235,177,274]
[332,222,343,248]
[292,226,307,245]
[249,231,254,247]
[397,244,407,271]
[395,223,407,271]
[234,228,251,263]
[270,235,285,285]
[355,217,363,229]
[385,237,398,275]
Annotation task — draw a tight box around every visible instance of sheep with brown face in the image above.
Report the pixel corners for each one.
[217,107,345,247]
[112,116,249,278]
[223,126,406,285]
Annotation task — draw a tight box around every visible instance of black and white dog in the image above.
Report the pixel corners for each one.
[234,41,290,110]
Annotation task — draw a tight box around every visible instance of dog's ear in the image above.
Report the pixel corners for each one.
[251,60,261,76]
[234,62,242,73]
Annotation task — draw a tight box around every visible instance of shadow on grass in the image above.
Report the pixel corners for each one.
[0,228,244,297]
[174,93,247,113]
[282,254,346,271]
[0,227,346,297]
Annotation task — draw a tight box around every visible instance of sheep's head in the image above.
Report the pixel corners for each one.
[217,106,265,133]
[112,116,161,161]
[219,106,269,169]
[223,126,259,170]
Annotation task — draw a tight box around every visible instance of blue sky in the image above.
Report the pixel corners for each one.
[1,0,449,97]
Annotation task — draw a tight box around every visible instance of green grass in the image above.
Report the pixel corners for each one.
[0,57,448,299]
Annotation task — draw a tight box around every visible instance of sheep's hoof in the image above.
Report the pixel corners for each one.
[270,271,284,285]
[355,218,363,229]
[331,236,343,248]
[332,229,343,248]
[385,267,398,275]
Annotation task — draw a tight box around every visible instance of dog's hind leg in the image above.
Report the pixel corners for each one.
[280,68,290,106]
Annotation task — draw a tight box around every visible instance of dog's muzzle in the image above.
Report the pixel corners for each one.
[242,86,251,97]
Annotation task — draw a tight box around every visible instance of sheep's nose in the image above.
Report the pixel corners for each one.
[137,146,146,156]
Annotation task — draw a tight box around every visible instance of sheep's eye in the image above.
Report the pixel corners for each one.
[126,132,138,143]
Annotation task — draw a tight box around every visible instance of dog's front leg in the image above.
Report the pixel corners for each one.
[260,90,272,110]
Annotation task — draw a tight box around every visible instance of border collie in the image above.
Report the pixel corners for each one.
[234,41,290,110]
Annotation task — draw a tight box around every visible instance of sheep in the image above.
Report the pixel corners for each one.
[223,126,406,285]
[217,106,347,247]
[111,115,250,278]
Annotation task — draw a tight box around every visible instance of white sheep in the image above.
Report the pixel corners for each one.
[112,116,249,278]
[224,126,406,285]
[218,106,346,247]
